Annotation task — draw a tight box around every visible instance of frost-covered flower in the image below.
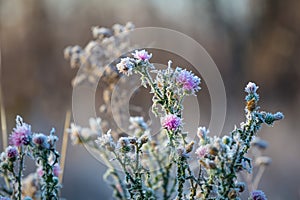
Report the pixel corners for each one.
[161,114,181,131]
[33,133,49,149]
[250,190,267,200]
[5,146,18,161]
[176,68,201,93]
[195,145,208,159]
[245,82,259,94]
[132,50,152,61]
[116,57,135,76]
[10,116,32,147]
[96,130,116,151]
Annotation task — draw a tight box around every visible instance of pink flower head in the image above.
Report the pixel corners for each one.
[162,114,181,131]
[250,190,267,200]
[176,68,201,93]
[10,116,32,147]
[5,146,18,160]
[195,145,208,159]
[132,50,152,61]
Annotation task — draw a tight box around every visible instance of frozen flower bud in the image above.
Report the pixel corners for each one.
[10,116,32,147]
[263,112,284,126]
[33,133,49,149]
[250,190,267,200]
[273,112,284,120]
[236,182,246,192]
[139,134,149,145]
[118,137,130,147]
[116,57,135,76]
[5,146,18,161]
[245,82,259,94]
[185,141,194,153]
[48,129,58,148]
[128,137,137,144]
[161,114,181,131]
[176,68,201,94]
[132,50,152,61]
[222,135,232,145]
[251,137,268,150]
[255,156,272,166]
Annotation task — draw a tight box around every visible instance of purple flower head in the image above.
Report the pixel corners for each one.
[250,190,267,200]
[33,133,49,149]
[10,116,32,147]
[5,146,18,161]
[245,82,259,94]
[116,57,135,76]
[162,114,181,131]
[132,50,152,61]
[195,145,208,159]
[176,68,201,93]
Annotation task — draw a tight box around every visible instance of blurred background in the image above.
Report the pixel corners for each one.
[1,0,300,199]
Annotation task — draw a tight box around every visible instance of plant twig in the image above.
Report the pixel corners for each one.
[59,110,71,183]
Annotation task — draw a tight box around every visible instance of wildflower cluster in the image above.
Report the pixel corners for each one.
[0,116,61,200]
[67,48,283,199]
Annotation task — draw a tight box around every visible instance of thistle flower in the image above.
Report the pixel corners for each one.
[132,50,152,61]
[250,190,267,200]
[176,68,201,94]
[5,146,18,161]
[116,57,135,76]
[33,133,49,149]
[10,116,32,147]
[161,114,181,131]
